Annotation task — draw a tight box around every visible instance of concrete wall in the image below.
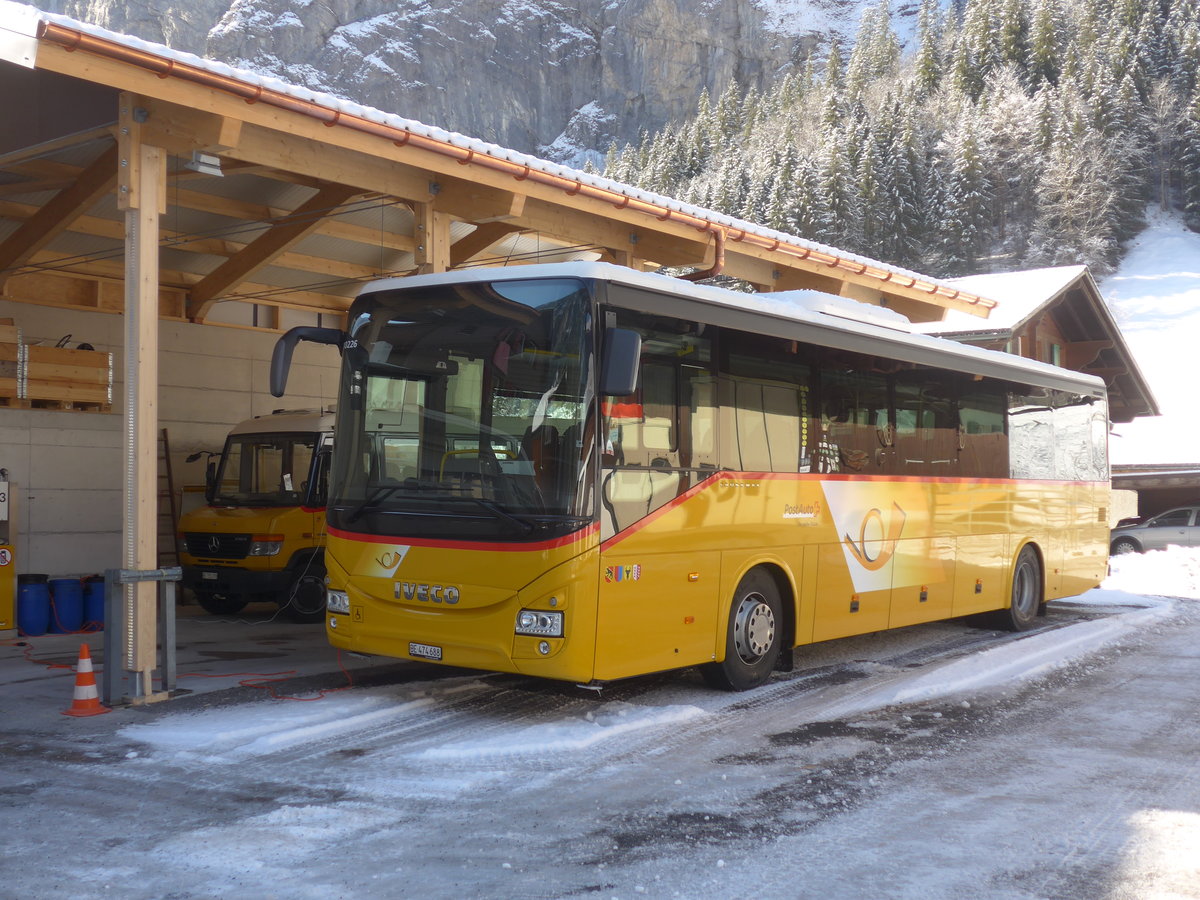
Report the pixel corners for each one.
[0,301,339,577]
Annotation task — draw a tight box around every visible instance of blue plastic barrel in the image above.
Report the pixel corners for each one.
[82,576,105,630]
[17,575,50,636]
[49,577,84,634]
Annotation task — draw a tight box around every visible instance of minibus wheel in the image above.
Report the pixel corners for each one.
[702,568,782,691]
[284,556,327,623]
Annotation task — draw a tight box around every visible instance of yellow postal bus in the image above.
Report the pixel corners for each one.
[271,263,1109,690]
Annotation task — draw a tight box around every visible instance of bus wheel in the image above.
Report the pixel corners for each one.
[284,557,327,623]
[993,545,1042,632]
[194,592,248,617]
[702,569,782,691]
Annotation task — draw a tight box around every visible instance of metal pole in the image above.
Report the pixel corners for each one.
[100,568,122,707]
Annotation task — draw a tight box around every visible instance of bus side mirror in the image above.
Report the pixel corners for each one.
[204,459,217,504]
[600,328,641,397]
[186,451,219,503]
[271,326,346,397]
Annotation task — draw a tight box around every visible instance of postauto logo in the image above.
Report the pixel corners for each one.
[820,481,943,593]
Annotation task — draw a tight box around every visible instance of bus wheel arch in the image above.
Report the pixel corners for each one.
[760,563,796,671]
[701,565,787,691]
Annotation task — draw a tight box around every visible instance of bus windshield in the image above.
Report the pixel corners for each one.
[212,432,319,507]
[329,276,595,542]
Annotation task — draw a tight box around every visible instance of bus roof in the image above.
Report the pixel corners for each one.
[358,263,1106,397]
[229,409,335,437]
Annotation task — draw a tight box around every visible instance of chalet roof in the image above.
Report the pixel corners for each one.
[909,267,1089,335]
[910,265,1157,423]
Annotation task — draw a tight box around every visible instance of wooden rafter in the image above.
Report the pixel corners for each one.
[451,222,523,267]
[0,143,118,284]
[0,198,387,287]
[10,159,417,253]
[187,183,362,321]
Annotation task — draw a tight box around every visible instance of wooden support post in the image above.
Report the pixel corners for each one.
[412,200,451,274]
[118,94,166,701]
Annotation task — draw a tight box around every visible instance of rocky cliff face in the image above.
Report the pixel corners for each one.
[45,0,870,162]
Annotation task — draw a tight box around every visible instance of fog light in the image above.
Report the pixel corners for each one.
[329,617,338,629]
[326,589,350,615]
[515,609,563,637]
[538,641,551,655]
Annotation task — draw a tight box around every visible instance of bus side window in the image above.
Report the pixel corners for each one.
[683,369,717,468]
[959,385,1008,478]
[820,370,888,473]
[893,375,958,476]
[722,377,803,473]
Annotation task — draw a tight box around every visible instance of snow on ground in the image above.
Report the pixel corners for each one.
[118,548,1200,767]
[7,549,1200,900]
[1101,206,1200,465]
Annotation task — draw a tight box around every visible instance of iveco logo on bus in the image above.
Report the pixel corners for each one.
[395,582,461,604]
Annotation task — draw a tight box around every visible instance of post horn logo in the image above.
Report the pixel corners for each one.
[843,502,907,571]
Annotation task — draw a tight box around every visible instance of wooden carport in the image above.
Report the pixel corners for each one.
[0,4,998,701]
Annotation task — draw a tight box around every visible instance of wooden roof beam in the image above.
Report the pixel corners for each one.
[0,197,390,284]
[450,222,523,267]
[187,183,362,321]
[0,143,118,285]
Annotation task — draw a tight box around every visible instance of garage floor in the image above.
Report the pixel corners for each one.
[2,602,418,738]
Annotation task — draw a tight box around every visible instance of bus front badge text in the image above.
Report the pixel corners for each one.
[395,582,461,604]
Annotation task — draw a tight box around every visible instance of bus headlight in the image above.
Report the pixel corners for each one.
[515,609,563,637]
[248,534,284,556]
[326,589,350,615]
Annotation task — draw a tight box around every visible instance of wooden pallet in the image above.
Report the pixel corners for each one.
[26,398,111,413]
[23,345,112,407]
[0,324,113,413]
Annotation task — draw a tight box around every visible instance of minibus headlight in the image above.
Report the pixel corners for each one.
[515,609,563,637]
[248,534,284,556]
[326,590,350,615]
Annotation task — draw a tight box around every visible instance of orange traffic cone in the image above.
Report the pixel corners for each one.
[62,643,111,717]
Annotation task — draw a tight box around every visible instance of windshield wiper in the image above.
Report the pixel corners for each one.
[345,484,405,523]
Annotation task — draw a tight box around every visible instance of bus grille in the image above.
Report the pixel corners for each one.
[184,533,252,560]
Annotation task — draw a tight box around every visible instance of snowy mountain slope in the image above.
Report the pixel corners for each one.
[30,0,893,161]
[1101,207,1200,466]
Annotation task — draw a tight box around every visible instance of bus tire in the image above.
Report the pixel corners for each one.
[992,545,1042,632]
[701,568,782,691]
[194,591,248,617]
[283,555,327,623]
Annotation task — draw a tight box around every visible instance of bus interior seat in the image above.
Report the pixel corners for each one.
[603,466,682,535]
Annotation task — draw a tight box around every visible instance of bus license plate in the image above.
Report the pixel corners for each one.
[201,571,218,581]
[409,641,442,661]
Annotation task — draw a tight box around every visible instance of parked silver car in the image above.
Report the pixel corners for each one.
[1110,505,1200,554]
